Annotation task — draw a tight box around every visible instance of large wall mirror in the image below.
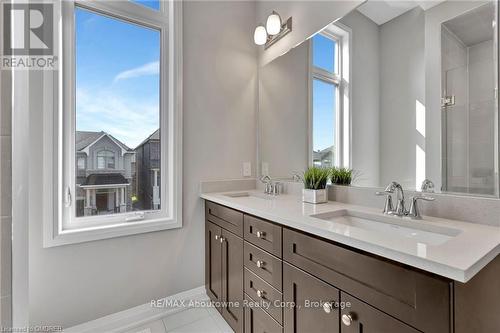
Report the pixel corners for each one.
[258,0,499,198]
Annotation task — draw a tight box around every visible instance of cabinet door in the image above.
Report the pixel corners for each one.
[221,229,244,333]
[283,263,340,333]
[205,221,222,308]
[340,292,419,333]
[245,294,283,333]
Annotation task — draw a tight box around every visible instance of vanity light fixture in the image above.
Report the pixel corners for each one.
[254,24,267,46]
[254,11,292,49]
[266,11,282,35]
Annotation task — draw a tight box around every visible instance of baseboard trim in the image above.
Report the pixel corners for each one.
[65,286,208,333]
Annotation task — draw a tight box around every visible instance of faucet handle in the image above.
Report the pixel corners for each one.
[408,196,435,219]
[260,175,271,183]
[375,191,394,214]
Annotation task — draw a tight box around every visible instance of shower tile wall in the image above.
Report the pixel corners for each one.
[468,40,495,195]
[442,28,495,195]
[442,28,468,193]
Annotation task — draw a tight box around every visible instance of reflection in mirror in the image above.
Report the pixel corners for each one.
[441,3,496,196]
[258,0,498,198]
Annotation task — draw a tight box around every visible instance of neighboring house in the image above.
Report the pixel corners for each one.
[313,146,334,168]
[135,129,161,210]
[75,131,136,216]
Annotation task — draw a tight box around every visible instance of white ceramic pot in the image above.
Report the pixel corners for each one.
[302,188,328,204]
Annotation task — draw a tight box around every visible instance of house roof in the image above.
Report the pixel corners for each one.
[135,129,160,150]
[313,146,333,160]
[76,131,132,152]
[80,173,129,187]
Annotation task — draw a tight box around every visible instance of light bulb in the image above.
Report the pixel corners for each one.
[266,12,282,36]
[254,25,267,46]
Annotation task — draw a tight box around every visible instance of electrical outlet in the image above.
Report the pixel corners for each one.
[262,162,269,176]
[243,162,252,177]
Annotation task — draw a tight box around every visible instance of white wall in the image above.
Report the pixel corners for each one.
[0,67,13,326]
[339,11,380,187]
[379,7,425,189]
[256,0,363,66]
[259,41,309,178]
[27,1,257,327]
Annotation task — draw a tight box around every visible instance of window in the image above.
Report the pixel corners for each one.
[310,24,350,168]
[97,151,115,169]
[77,157,85,170]
[44,0,182,247]
[131,0,160,11]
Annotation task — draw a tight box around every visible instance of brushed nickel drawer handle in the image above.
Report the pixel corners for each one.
[256,290,266,298]
[256,260,265,268]
[256,231,266,239]
[342,314,353,326]
[219,237,225,243]
[214,235,219,240]
[323,302,333,314]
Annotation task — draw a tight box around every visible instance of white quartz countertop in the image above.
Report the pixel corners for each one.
[200,190,500,283]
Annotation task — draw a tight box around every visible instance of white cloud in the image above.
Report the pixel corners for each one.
[76,87,159,148]
[114,61,159,82]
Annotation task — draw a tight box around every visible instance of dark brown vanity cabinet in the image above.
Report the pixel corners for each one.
[205,203,244,333]
[204,201,500,333]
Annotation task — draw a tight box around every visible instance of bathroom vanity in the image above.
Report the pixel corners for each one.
[202,194,500,333]
[203,0,500,332]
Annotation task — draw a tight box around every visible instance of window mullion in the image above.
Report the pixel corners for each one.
[75,1,168,30]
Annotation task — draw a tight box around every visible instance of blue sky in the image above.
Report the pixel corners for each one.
[75,6,160,149]
[312,34,336,152]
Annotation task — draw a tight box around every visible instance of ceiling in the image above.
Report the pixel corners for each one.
[443,2,494,46]
[356,0,446,25]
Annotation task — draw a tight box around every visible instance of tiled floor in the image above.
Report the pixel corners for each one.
[124,307,234,333]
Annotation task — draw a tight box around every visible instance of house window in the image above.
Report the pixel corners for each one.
[77,157,85,170]
[45,0,183,247]
[310,25,350,168]
[97,151,115,169]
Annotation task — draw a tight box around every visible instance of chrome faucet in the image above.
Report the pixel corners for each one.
[260,175,281,195]
[292,172,302,182]
[375,182,435,219]
[420,179,435,193]
[385,181,406,216]
[407,195,435,219]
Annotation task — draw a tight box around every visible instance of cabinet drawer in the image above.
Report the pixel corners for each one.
[245,268,283,324]
[206,201,243,237]
[283,228,451,333]
[244,241,282,290]
[245,294,283,333]
[340,292,419,333]
[244,215,282,257]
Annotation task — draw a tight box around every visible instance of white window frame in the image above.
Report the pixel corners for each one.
[43,0,183,247]
[309,23,351,168]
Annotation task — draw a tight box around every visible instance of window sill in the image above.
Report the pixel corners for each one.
[43,218,181,248]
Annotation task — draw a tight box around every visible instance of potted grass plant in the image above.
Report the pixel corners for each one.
[302,167,330,204]
[330,167,355,186]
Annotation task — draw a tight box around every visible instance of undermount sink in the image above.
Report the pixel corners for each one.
[223,192,272,200]
[311,209,461,246]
